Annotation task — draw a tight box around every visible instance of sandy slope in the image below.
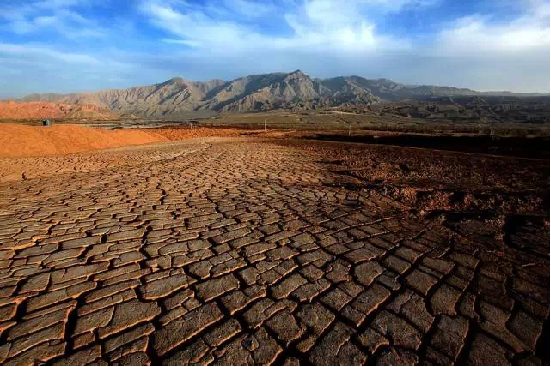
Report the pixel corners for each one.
[0,123,166,157]
[0,100,117,119]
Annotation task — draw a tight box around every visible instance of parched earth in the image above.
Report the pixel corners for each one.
[0,137,548,365]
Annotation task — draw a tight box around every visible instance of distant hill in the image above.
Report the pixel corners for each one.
[19,70,549,117]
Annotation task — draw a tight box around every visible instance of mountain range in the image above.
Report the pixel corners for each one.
[19,70,546,118]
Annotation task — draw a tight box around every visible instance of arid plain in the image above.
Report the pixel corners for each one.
[0,118,548,366]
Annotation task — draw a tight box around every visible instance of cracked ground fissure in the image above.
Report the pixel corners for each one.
[0,137,548,365]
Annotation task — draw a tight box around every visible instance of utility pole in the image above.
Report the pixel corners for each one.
[264,119,267,132]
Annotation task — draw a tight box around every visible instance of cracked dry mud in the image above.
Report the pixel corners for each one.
[0,137,548,365]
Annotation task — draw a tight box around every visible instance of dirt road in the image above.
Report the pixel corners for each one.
[0,138,548,365]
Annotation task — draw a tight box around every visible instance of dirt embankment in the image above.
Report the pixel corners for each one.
[0,124,167,158]
[0,100,117,119]
[0,124,255,158]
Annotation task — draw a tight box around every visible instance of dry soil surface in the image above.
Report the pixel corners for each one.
[0,137,548,365]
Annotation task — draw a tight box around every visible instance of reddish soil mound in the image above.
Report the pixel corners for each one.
[0,124,166,157]
[0,100,117,119]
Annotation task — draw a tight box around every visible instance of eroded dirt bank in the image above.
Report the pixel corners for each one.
[0,124,166,158]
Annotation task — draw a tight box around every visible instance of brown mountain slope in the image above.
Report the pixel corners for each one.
[23,70,534,118]
[21,70,381,117]
[22,78,227,117]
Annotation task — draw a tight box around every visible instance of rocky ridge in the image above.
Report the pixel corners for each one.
[19,70,543,117]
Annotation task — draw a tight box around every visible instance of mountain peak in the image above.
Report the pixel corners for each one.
[289,69,305,76]
[284,69,309,82]
[158,77,185,85]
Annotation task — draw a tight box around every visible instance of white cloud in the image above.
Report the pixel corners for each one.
[0,0,105,38]
[140,0,413,53]
[142,0,549,56]
[0,43,101,65]
[435,1,550,55]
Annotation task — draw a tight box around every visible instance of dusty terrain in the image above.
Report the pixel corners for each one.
[0,101,117,120]
[0,126,548,365]
[0,123,246,160]
[0,124,166,158]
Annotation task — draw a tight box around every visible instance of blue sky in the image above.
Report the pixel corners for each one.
[0,0,549,98]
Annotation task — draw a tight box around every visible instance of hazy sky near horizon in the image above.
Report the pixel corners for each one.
[0,0,549,98]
